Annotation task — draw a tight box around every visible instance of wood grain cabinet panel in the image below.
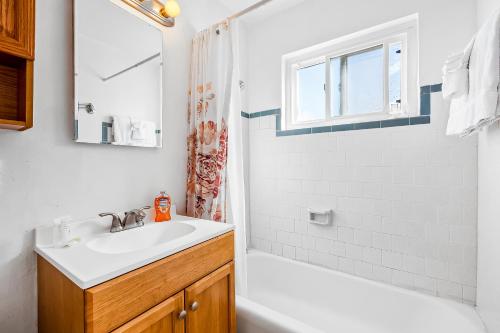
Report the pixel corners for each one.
[185,262,236,333]
[37,256,85,333]
[0,0,35,59]
[0,0,34,130]
[111,291,185,333]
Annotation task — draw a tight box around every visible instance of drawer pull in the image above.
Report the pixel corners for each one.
[178,310,187,320]
[190,301,199,311]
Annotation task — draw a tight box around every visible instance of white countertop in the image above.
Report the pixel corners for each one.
[34,216,234,289]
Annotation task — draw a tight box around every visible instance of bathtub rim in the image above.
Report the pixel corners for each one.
[236,294,324,333]
[244,249,486,332]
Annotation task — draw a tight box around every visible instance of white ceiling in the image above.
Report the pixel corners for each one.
[216,0,306,23]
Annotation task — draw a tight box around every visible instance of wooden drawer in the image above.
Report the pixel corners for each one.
[85,231,234,333]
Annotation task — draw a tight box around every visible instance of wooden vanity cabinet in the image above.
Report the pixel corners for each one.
[38,231,236,333]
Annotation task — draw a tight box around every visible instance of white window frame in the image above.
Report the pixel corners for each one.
[282,14,419,130]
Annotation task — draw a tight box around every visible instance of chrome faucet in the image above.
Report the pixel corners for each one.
[97,213,123,233]
[99,206,151,233]
[123,206,150,229]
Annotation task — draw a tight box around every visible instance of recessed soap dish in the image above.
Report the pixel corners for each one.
[308,209,333,226]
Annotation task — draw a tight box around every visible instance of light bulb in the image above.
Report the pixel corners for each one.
[162,0,180,18]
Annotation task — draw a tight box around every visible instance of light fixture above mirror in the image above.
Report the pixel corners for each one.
[121,0,180,27]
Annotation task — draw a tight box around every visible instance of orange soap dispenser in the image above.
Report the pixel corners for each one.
[154,191,172,222]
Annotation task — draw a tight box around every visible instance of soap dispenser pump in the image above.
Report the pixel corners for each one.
[154,191,172,222]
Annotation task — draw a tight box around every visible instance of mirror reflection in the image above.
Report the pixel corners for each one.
[74,0,163,147]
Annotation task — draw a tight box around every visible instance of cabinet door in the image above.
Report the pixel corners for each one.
[111,291,185,333]
[0,0,35,59]
[185,262,236,333]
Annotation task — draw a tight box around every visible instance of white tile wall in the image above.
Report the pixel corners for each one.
[247,93,478,304]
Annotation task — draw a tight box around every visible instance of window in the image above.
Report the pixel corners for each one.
[283,15,418,129]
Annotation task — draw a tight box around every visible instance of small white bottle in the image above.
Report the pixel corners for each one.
[53,216,73,247]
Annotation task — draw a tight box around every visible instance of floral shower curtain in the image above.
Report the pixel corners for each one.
[186,20,248,295]
[186,22,234,222]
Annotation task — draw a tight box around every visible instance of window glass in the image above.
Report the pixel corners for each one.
[345,46,384,115]
[283,16,418,128]
[388,42,402,105]
[296,63,325,122]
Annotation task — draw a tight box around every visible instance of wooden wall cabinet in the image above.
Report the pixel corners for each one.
[0,0,35,131]
[38,231,236,333]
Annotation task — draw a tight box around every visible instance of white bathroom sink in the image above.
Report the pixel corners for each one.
[86,222,196,254]
[34,216,234,289]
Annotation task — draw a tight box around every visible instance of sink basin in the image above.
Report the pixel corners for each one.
[86,222,196,254]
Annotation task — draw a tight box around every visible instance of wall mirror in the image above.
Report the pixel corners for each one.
[73,0,163,147]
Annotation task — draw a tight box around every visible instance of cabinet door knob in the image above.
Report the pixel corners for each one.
[178,310,187,320]
[190,301,199,311]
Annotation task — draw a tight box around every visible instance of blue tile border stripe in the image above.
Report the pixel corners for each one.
[277,127,312,136]
[410,116,430,125]
[381,117,410,128]
[353,121,380,130]
[420,91,431,116]
[243,84,442,137]
[249,108,281,118]
[332,124,355,132]
[311,126,332,133]
[430,83,443,92]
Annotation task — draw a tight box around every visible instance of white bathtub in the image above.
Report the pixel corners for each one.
[236,251,485,333]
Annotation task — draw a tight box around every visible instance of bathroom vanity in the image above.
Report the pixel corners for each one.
[35,217,235,333]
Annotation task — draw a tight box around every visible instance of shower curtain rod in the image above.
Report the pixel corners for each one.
[227,0,274,20]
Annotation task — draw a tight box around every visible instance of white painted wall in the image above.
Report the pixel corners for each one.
[245,0,479,303]
[476,0,500,331]
[0,0,228,332]
[245,0,477,114]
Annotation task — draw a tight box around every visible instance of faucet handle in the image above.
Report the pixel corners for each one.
[98,212,123,233]
[135,206,151,223]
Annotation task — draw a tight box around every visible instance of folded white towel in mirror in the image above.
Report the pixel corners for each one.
[112,116,131,145]
[111,116,157,146]
[129,118,157,147]
[446,7,500,136]
[130,119,146,140]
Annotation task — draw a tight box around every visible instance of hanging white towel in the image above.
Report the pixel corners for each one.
[446,8,500,136]
[442,39,475,99]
